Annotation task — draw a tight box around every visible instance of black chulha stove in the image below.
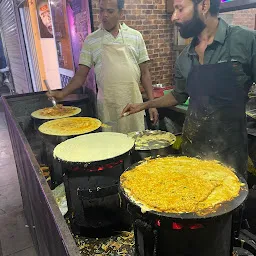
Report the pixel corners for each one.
[120,162,249,256]
[61,152,133,236]
[38,126,102,189]
[130,213,256,256]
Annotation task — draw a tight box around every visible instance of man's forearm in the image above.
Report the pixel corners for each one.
[61,65,90,97]
[62,75,86,97]
[143,93,178,109]
[141,71,154,101]
[140,62,154,101]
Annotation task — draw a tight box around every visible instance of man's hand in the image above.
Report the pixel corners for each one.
[46,90,65,101]
[148,108,159,125]
[121,102,146,117]
[45,65,90,102]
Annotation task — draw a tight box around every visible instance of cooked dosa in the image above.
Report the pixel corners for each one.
[121,156,244,215]
[31,104,81,120]
[39,117,101,136]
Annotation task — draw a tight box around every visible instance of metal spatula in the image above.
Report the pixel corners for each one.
[44,80,57,107]
[103,112,130,127]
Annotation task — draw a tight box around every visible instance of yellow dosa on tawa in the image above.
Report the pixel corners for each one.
[53,132,135,163]
[38,117,102,136]
[121,156,244,216]
[31,105,81,120]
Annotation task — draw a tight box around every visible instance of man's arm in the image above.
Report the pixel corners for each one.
[61,65,90,97]
[122,93,178,116]
[122,59,188,116]
[62,35,93,97]
[46,65,90,100]
[171,61,189,105]
[47,37,93,100]
[146,60,188,109]
[137,32,159,124]
[139,61,159,124]
[139,62,154,100]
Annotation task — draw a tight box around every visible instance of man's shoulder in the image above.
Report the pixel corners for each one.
[229,24,256,41]
[84,29,102,44]
[122,23,142,37]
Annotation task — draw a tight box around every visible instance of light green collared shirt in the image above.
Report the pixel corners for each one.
[172,18,256,104]
[79,23,149,83]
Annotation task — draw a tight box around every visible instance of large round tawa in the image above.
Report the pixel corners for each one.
[120,156,248,219]
[53,132,135,163]
[38,117,101,136]
[31,105,81,120]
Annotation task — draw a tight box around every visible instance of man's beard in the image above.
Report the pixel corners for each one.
[175,7,206,39]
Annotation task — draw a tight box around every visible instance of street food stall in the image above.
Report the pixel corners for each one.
[2,0,256,256]
[2,89,256,256]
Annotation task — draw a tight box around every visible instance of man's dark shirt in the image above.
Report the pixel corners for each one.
[172,18,256,104]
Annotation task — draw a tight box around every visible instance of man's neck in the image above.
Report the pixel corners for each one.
[198,17,219,45]
[107,23,120,38]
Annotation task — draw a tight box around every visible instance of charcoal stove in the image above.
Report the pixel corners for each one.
[54,132,135,236]
[119,161,249,256]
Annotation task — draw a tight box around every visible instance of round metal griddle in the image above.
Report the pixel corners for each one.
[57,150,134,170]
[54,132,135,169]
[31,106,81,120]
[38,117,102,145]
[119,156,248,220]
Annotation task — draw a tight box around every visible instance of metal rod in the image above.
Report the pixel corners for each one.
[44,80,57,107]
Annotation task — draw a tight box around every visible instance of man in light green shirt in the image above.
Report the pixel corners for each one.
[79,22,150,82]
[48,0,158,132]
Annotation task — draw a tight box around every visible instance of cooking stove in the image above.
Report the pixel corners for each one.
[119,159,250,256]
[61,152,133,236]
[130,216,256,256]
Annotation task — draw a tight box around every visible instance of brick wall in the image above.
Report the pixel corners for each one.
[91,0,175,86]
[223,8,256,30]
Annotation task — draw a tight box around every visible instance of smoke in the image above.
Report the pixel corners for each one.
[181,112,248,177]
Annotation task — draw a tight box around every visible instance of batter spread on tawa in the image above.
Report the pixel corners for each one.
[31,104,81,119]
[121,156,244,215]
[38,117,101,136]
[53,132,135,163]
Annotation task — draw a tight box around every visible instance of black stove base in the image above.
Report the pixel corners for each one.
[234,229,256,256]
[234,248,254,256]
